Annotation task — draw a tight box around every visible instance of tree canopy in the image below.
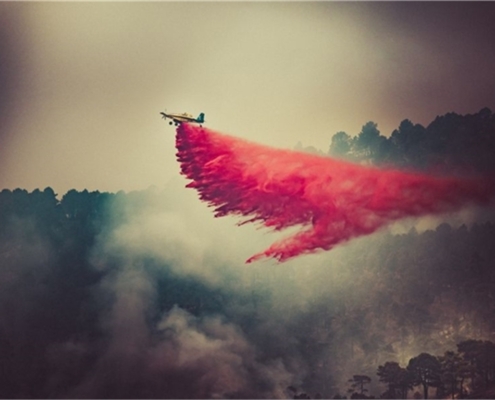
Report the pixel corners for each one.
[327,108,495,175]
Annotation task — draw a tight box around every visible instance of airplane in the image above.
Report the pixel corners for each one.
[160,111,205,126]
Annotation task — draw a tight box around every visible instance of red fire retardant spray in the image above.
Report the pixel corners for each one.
[175,124,494,263]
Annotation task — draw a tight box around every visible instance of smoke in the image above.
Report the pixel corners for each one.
[176,123,494,263]
[2,185,495,398]
[67,265,293,399]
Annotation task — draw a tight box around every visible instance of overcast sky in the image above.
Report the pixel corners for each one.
[1,2,494,194]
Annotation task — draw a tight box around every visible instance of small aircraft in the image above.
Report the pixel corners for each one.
[160,111,205,126]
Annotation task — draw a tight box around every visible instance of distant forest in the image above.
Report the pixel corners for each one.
[300,107,495,177]
[1,108,495,398]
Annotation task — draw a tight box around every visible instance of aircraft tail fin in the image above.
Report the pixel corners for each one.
[197,113,205,123]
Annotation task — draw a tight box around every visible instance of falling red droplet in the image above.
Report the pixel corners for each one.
[175,124,494,263]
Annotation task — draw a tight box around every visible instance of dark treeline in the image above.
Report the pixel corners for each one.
[293,339,495,399]
[1,108,495,398]
[326,107,495,175]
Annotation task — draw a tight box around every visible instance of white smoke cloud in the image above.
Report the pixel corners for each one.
[69,264,293,399]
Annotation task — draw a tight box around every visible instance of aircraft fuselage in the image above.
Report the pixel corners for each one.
[160,112,205,126]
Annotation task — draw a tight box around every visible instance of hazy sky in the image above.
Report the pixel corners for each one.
[1,2,494,194]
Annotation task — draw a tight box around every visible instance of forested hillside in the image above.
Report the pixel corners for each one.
[1,108,494,398]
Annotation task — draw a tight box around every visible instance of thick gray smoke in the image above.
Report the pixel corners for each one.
[1,182,494,398]
[67,265,293,398]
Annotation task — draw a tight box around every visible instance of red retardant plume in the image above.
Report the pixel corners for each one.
[175,124,494,263]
